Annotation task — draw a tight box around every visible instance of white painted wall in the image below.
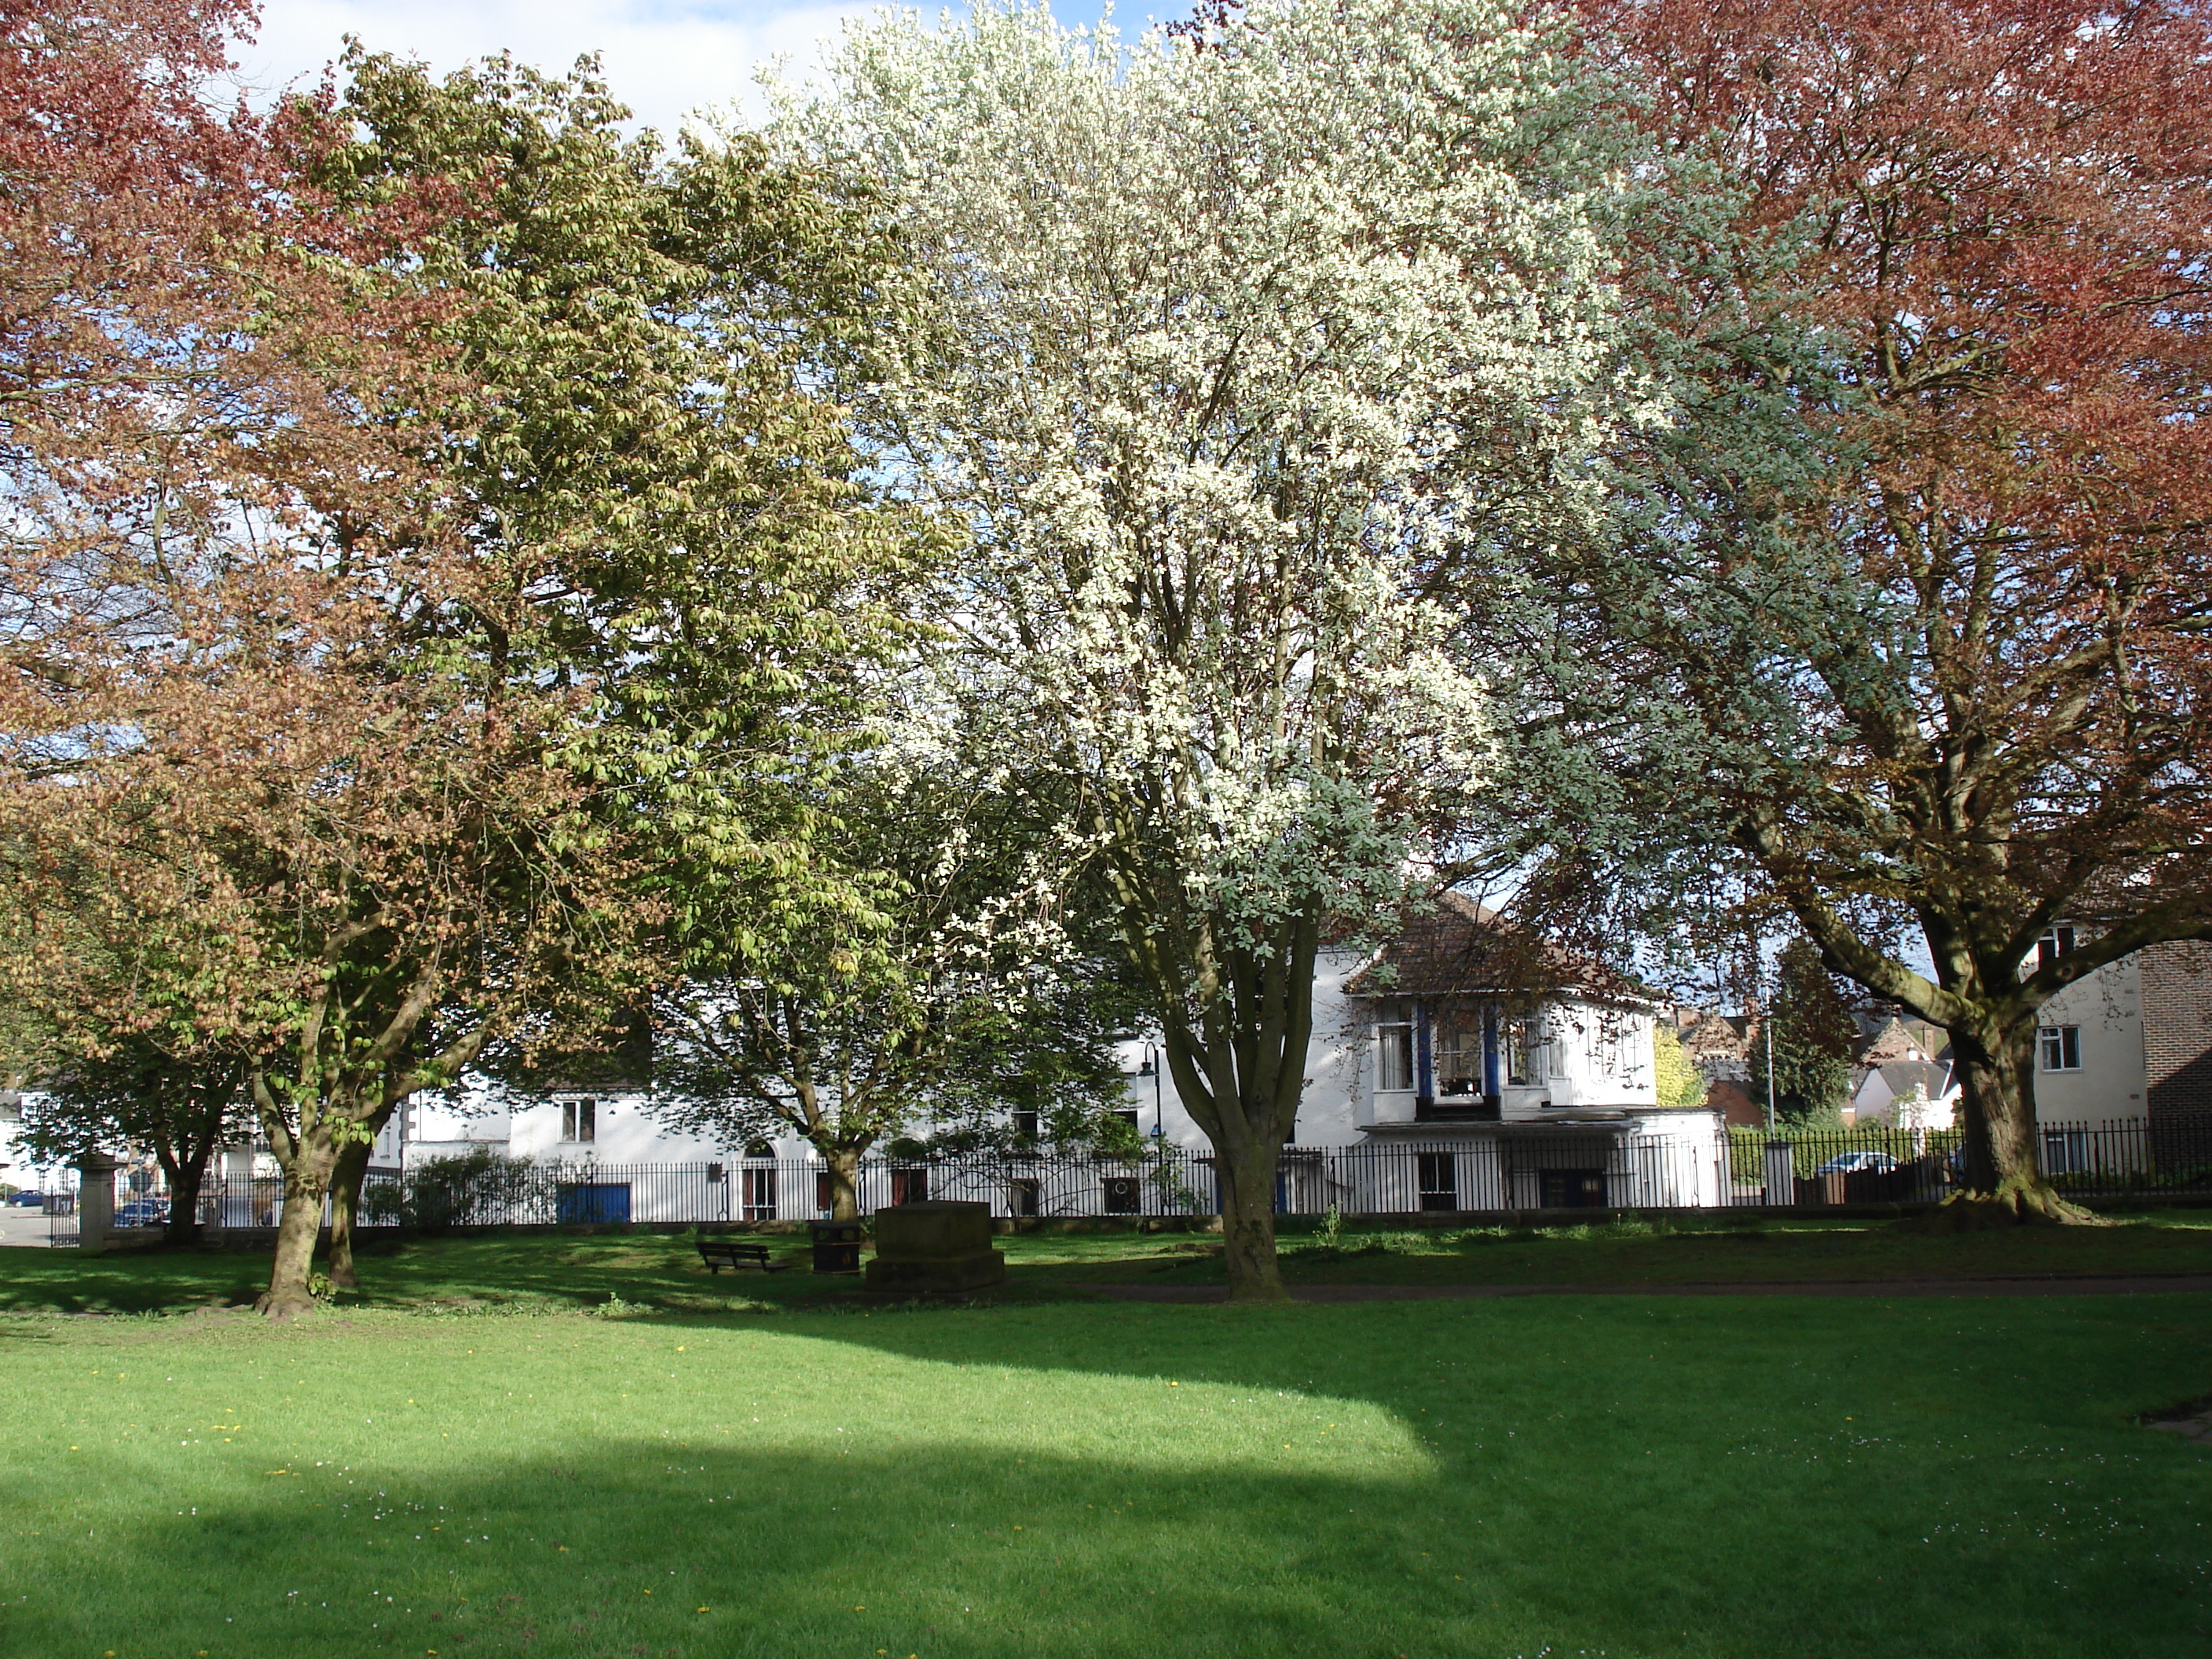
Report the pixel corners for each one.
[2029,956,2148,1127]
[1122,947,1662,1144]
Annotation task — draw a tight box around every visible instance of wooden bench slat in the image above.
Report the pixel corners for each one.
[696,1239,787,1273]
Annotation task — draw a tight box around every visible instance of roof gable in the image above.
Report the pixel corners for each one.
[1344,892,1652,1006]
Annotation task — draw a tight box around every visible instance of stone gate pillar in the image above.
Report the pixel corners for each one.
[74,1152,119,1254]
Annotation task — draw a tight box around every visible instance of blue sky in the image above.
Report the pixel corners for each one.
[243,2,1130,133]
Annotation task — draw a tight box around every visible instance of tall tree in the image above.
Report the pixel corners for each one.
[788,0,1629,1298]
[0,1,653,1313]
[314,54,928,1205]
[1746,938,1857,1126]
[320,48,921,971]
[15,1041,250,1245]
[1531,0,2212,1219]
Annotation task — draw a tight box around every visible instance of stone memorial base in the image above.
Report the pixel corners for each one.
[862,1199,1005,1294]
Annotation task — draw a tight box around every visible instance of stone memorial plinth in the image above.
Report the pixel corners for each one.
[862,1199,1005,1294]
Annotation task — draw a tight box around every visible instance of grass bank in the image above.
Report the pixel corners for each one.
[1,1236,2208,1657]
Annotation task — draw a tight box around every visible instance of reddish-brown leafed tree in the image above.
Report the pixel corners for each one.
[1553,0,2212,1218]
[0,0,655,1312]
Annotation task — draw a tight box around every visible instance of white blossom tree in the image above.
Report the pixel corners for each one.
[780,0,1633,1298]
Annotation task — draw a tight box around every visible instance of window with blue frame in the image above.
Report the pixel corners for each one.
[1431,1007,1482,1096]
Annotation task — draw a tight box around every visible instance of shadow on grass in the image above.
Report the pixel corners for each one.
[15,1438,1473,1659]
[15,1217,2212,1318]
[0,1246,271,1314]
[17,1291,2212,1659]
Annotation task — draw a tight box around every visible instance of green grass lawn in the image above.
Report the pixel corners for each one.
[1020,1208,2212,1287]
[2,1234,2209,1658]
[9,1211,2212,1320]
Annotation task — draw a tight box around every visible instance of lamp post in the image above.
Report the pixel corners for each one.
[1139,1042,1165,1137]
[1765,1008,1778,1136]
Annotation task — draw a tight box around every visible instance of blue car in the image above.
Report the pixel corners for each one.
[6,1189,45,1207]
[114,1199,170,1227]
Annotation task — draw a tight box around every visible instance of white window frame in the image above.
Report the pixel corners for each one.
[2038,1027,2082,1072]
[2036,925,2077,974]
[558,1096,597,1143]
[1375,1015,1415,1093]
[1504,1017,1547,1086]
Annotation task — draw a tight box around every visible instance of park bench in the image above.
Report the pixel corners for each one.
[696,1238,787,1274]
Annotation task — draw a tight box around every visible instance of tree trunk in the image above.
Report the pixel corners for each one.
[326,1138,373,1289]
[1216,1134,1290,1302]
[161,1159,206,1249]
[1935,1020,2103,1227]
[257,1140,336,1318]
[824,1147,861,1222]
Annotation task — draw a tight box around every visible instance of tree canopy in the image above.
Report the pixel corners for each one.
[783,0,1637,1296]
[1511,0,2212,1218]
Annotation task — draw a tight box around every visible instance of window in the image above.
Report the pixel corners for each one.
[1431,1009,1481,1096]
[2037,925,2077,973]
[1376,1011,1415,1093]
[890,1166,929,1206]
[1114,1108,1141,1133]
[1006,1177,1040,1218]
[1416,1152,1458,1211]
[742,1167,778,1221]
[2038,1026,2082,1071]
[744,1140,772,1159]
[1540,1169,1608,1209]
[815,1172,835,1217]
[1504,1018,1546,1086]
[2042,1129,2089,1175]
[559,1098,596,1143]
[1101,1175,1141,1214]
[1011,1110,1040,1144]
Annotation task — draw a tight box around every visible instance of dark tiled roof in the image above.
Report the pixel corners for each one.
[1343,892,1654,1006]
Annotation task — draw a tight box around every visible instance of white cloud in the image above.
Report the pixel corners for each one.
[236,1,880,134]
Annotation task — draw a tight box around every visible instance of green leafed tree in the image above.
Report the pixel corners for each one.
[15,1040,251,1246]
[647,705,1135,1218]
[294,50,929,1236]
[1650,1024,1708,1110]
[1745,939,1857,1128]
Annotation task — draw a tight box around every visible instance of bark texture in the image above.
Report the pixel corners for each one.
[256,1148,334,1319]
[1216,1139,1290,1303]
[1922,1024,2106,1229]
[823,1148,862,1223]
[159,1163,206,1249]
[326,1138,374,1288]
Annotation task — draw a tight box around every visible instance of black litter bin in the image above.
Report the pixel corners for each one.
[809,1218,866,1274]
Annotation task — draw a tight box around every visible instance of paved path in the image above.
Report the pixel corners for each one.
[0,1208,65,1249]
[1082,1273,2212,1302]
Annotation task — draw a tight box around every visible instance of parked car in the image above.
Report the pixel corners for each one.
[113,1199,170,1227]
[6,1189,46,1207]
[1812,1150,1900,1176]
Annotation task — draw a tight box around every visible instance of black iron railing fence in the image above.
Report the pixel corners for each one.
[26,1117,2212,1243]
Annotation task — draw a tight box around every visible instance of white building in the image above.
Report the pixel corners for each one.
[1116,894,1723,1212]
[377,895,1716,1217]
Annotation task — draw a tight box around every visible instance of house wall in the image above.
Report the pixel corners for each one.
[1119,947,1368,1147]
[1533,1002,1657,1114]
[2142,941,2212,1136]
[2030,956,2148,1127]
[1124,949,1660,1142]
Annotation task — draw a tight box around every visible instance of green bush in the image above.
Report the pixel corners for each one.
[367,1148,542,1231]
